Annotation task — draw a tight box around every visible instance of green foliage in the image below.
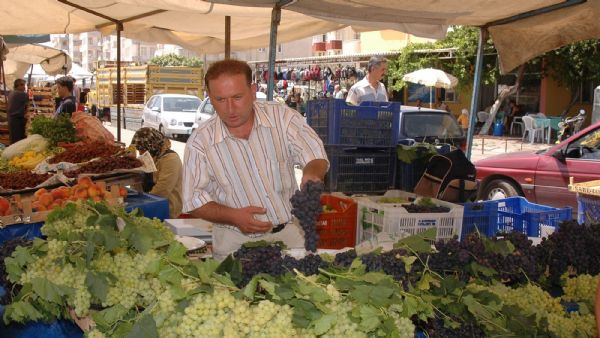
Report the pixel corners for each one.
[388,26,600,100]
[28,115,78,147]
[147,53,203,67]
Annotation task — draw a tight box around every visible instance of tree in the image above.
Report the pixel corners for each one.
[147,53,203,67]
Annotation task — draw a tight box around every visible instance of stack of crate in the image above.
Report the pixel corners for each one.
[306,99,400,194]
[27,86,55,131]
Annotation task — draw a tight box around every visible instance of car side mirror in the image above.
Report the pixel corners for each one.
[151,106,160,112]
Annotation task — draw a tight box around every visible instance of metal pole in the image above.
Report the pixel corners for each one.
[267,3,282,101]
[466,28,487,160]
[225,16,231,60]
[116,23,123,142]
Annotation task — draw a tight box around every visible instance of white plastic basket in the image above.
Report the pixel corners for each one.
[354,190,464,243]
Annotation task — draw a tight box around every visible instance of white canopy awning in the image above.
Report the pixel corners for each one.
[0,41,71,87]
[0,1,596,74]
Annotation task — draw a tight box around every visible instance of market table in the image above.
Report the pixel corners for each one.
[534,116,561,143]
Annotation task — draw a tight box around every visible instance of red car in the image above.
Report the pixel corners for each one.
[476,122,600,210]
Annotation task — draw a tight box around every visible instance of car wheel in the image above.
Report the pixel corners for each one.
[482,179,520,200]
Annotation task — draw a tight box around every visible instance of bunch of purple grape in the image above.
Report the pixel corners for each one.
[290,181,324,252]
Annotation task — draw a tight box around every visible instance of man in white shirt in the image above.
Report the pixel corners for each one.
[345,56,388,105]
[182,60,329,260]
[333,84,344,99]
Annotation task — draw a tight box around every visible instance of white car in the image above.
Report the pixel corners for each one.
[195,92,267,126]
[141,94,202,139]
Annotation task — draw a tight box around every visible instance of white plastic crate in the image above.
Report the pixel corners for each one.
[354,190,464,243]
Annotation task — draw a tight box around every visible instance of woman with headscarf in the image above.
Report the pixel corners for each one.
[131,127,182,218]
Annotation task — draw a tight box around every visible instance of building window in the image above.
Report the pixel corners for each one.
[277,44,282,53]
[354,32,361,40]
[258,47,265,52]
[445,89,458,103]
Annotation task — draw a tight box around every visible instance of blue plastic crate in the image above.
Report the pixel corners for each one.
[324,145,396,194]
[462,200,499,238]
[306,99,400,147]
[461,197,571,239]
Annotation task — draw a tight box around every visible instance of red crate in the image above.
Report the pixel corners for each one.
[317,195,357,249]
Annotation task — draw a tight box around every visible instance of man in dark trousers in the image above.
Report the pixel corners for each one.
[7,79,28,144]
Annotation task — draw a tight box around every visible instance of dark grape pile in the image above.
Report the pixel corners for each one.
[404,204,450,213]
[290,181,324,252]
[333,249,357,267]
[426,232,541,285]
[535,220,600,285]
[233,244,331,286]
[0,238,32,304]
[422,317,486,338]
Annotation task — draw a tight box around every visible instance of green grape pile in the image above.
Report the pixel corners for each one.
[158,288,297,338]
[562,274,599,308]
[41,202,97,237]
[547,312,597,337]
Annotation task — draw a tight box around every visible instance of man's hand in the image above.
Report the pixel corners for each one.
[233,206,273,234]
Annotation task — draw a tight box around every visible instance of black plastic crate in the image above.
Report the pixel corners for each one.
[306,99,400,147]
[324,145,396,194]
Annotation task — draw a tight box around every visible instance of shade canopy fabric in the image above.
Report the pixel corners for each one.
[0,41,71,87]
[0,1,597,73]
[402,68,458,89]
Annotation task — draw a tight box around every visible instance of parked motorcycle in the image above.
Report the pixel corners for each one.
[556,109,586,143]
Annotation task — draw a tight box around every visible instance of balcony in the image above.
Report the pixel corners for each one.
[312,42,326,53]
[326,40,342,50]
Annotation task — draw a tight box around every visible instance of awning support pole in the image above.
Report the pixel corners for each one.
[116,23,123,142]
[225,16,231,60]
[267,4,282,101]
[466,28,487,160]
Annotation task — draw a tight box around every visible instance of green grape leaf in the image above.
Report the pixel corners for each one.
[289,299,322,328]
[166,242,189,265]
[416,272,439,291]
[243,276,259,299]
[4,257,23,283]
[470,262,497,277]
[313,313,337,335]
[360,272,388,284]
[158,265,183,285]
[275,285,295,300]
[98,214,117,228]
[31,278,70,303]
[12,246,35,266]
[125,314,158,338]
[401,256,418,273]
[84,241,95,265]
[92,304,128,327]
[215,255,242,285]
[393,228,436,253]
[125,224,153,253]
[145,259,160,275]
[85,271,110,302]
[258,279,280,300]
[396,145,418,164]
[86,214,99,226]
[4,300,45,323]
[191,260,219,283]
[358,305,381,332]
[482,236,515,257]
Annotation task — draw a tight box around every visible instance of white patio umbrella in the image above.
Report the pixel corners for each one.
[402,68,458,108]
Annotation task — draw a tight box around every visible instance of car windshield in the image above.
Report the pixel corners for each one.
[163,97,201,112]
[200,100,216,115]
[402,113,464,138]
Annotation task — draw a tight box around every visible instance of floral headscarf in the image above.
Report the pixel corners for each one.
[131,127,171,158]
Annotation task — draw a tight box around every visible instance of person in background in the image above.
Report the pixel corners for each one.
[438,98,449,112]
[346,56,388,105]
[7,79,28,144]
[505,99,524,132]
[457,108,470,133]
[416,99,423,108]
[182,59,328,260]
[132,127,183,219]
[71,77,81,111]
[333,84,344,99]
[54,76,76,117]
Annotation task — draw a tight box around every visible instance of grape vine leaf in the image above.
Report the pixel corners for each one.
[4,257,24,283]
[396,144,419,164]
[158,265,183,285]
[358,304,381,332]
[12,245,35,266]
[3,301,45,323]
[393,228,436,253]
[482,237,515,257]
[85,271,110,302]
[84,241,95,265]
[113,321,134,338]
[215,255,242,285]
[470,262,497,277]
[313,313,336,335]
[166,242,189,266]
[360,272,388,284]
[125,314,158,338]
[289,299,322,328]
[243,276,259,299]
[92,304,128,328]
[122,223,153,253]
[31,278,71,303]
[191,259,219,283]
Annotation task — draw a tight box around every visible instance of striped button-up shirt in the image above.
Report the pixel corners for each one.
[182,101,328,234]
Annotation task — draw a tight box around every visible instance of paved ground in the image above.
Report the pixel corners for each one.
[106,123,550,163]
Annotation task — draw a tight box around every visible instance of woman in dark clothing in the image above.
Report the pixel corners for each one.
[7,79,28,144]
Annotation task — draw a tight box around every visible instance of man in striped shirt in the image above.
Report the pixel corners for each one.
[182,60,329,260]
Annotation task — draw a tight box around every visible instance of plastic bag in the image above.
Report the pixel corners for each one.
[1,135,49,160]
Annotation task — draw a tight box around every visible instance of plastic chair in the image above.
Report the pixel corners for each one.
[477,111,490,124]
[521,116,544,143]
[510,116,524,136]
